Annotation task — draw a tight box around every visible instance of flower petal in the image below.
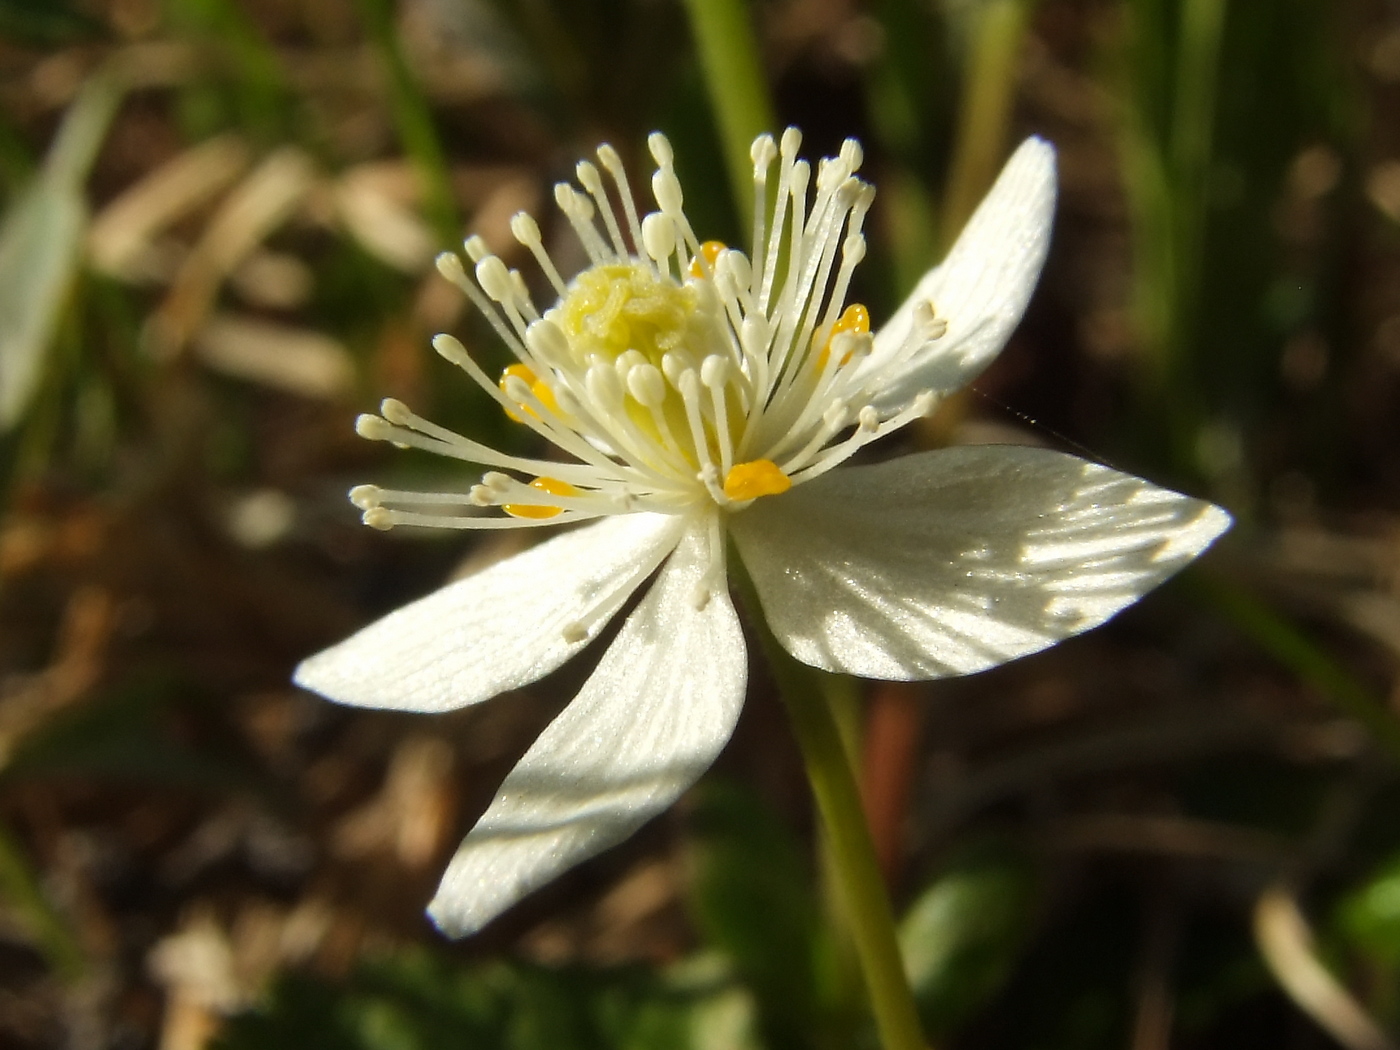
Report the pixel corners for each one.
[428,517,746,936]
[860,138,1057,410]
[294,512,684,712]
[731,446,1230,680]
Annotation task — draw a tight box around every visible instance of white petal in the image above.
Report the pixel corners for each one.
[428,516,746,936]
[860,138,1057,410]
[731,446,1230,680]
[294,512,684,712]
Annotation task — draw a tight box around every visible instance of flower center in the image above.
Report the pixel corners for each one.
[352,129,943,534]
[558,262,711,372]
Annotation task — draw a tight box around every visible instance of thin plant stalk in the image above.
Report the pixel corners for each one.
[735,562,929,1050]
[354,0,460,245]
[680,0,776,217]
[940,0,1030,249]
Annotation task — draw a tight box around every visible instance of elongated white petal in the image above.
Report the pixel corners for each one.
[294,512,684,711]
[428,517,745,936]
[731,446,1230,680]
[861,138,1056,409]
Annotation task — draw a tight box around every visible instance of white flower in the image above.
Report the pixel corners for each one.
[295,130,1230,936]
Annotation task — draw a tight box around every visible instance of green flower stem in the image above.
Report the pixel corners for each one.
[940,0,1029,249]
[354,0,460,245]
[733,560,928,1050]
[680,0,775,218]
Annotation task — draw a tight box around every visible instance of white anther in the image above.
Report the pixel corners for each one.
[700,355,729,389]
[660,352,687,388]
[586,363,624,404]
[691,583,712,611]
[741,315,769,354]
[652,168,684,215]
[481,472,512,492]
[648,131,674,167]
[435,251,466,283]
[858,405,880,432]
[627,363,666,407]
[926,318,949,340]
[840,138,863,172]
[614,349,646,377]
[843,234,867,264]
[596,143,623,172]
[380,398,412,425]
[641,212,675,263]
[525,319,570,367]
[562,622,588,644]
[555,182,594,220]
[510,211,542,247]
[349,484,381,509]
[780,126,802,158]
[468,484,493,506]
[463,235,488,262]
[553,384,580,417]
[363,508,394,530]
[502,375,533,403]
[475,256,513,302]
[751,133,777,171]
[817,157,850,193]
[913,390,936,415]
[354,414,389,440]
[790,160,810,199]
[431,333,469,369]
[716,249,751,290]
[575,160,604,195]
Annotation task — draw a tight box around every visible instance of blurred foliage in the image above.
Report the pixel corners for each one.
[0,0,1398,1048]
[216,949,735,1050]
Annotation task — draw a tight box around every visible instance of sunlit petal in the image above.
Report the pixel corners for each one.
[428,517,745,936]
[861,138,1057,410]
[732,445,1230,680]
[293,512,684,712]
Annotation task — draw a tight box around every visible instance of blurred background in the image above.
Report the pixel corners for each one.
[1,0,1398,1047]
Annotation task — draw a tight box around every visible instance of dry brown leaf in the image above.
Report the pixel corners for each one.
[193,314,354,400]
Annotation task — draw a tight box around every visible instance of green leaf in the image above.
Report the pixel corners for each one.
[686,779,823,1050]
[0,69,124,430]
[0,0,104,47]
[899,848,1036,1035]
[217,949,728,1050]
[0,822,84,980]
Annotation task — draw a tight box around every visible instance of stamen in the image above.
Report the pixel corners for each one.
[596,144,647,266]
[749,133,777,299]
[555,182,610,264]
[510,211,567,296]
[641,212,677,271]
[576,160,627,259]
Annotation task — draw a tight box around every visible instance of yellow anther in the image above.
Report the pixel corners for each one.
[723,460,792,502]
[688,240,727,278]
[816,302,871,370]
[504,476,579,519]
[499,363,557,422]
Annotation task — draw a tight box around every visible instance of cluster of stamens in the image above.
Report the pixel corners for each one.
[351,128,945,532]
